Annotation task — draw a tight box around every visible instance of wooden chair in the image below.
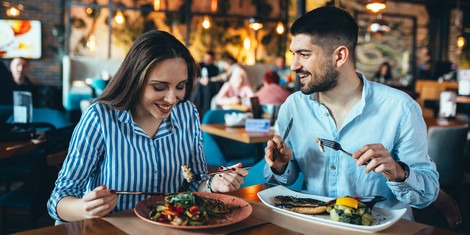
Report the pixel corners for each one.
[414,189,463,232]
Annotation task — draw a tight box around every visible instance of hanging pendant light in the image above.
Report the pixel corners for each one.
[154,0,161,11]
[87,35,97,52]
[457,36,466,49]
[276,22,285,34]
[114,10,125,24]
[366,0,386,13]
[211,0,217,12]
[202,15,211,29]
[249,18,263,31]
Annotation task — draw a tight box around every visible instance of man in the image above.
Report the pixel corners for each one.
[190,51,220,118]
[263,7,438,220]
[0,57,36,105]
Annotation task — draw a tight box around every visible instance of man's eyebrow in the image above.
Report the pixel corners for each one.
[290,49,312,53]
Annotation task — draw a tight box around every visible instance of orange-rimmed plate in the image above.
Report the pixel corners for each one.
[134,192,252,229]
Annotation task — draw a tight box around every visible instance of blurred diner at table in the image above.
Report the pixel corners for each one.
[214,66,254,108]
[47,30,248,223]
[254,70,291,106]
[0,57,37,106]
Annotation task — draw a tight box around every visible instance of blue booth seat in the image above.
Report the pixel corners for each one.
[202,109,258,168]
[242,158,304,191]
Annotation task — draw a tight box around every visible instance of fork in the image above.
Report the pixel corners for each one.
[317,138,390,174]
[187,166,253,183]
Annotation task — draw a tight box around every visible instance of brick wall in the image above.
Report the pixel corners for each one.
[1,0,65,87]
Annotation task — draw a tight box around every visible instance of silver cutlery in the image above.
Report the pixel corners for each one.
[189,166,252,182]
[115,191,171,196]
[272,117,293,162]
[317,138,390,174]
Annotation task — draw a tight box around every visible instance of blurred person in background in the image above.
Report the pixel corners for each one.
[214,66,254,107]
[0,57,37,106]
[254,70,291,105]
[190,51,221,118]
[274,56,291,86]
[373,62,393,84]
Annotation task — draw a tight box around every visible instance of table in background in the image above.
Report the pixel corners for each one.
[14,184,462,235]
[201,124,274,144]
[0,139,46,160]
[423,117,468,130]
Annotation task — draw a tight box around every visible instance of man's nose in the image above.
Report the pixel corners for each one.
[290,56,302,72]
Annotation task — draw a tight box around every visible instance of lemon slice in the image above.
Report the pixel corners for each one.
[336,197,358,209]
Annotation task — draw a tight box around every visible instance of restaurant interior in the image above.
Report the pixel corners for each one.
[1,0,470,234]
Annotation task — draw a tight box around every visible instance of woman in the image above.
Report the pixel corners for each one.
[373,62,392,83]
[47,30,248,222]
[214,66,254,107]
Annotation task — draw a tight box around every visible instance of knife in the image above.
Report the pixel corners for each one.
[272,117,293,162]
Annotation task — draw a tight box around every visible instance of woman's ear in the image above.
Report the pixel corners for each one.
[333,46,349,68]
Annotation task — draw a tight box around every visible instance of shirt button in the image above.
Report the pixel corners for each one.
[331,165,336,170]
[324,113,329,117]
[154,170,158,174]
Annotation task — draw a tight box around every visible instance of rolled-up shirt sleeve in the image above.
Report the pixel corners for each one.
[387,101,440,209]
[47,106,105,221]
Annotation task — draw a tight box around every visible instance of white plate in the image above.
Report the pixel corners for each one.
[257,186,406,233]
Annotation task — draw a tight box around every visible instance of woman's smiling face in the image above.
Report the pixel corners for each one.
[135,57,188,121]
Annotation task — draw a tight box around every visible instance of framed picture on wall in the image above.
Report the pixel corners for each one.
[354,12,417,86]
[0,19,42,59]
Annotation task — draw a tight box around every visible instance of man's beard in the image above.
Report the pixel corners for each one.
[299,60,339,95]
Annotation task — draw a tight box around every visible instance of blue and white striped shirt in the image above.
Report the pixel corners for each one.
[47,101,207,221]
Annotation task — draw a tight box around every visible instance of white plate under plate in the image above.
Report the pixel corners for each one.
[257,186,406,233]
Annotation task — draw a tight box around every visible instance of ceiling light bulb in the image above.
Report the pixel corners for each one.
[202,16,211,29]
[154,0,161,11]
[249,18,263,31]
[114,11,125,24]
[276,22,285,34]
[458,36,466,49]
[366,2,386,13]
[6,6,20,17]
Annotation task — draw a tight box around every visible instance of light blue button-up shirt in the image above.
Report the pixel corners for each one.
[265,74,439,219]
[48,101,207,221]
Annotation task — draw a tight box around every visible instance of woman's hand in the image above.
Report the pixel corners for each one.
[80,185,118,219]
[210,163,249,192]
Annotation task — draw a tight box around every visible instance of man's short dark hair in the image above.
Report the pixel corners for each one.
[206,51,215,57]
[290,6,358,56]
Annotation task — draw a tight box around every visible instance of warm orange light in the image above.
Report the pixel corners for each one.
[276,22,285,34]
[114,10,125,24]
[6,6,20,17]
[202,15,211,29]
[244,38,251,50]
[366,2,386,13]
[211,0,217,12]
[458,36,466,49]
[249,18,263,31]
[85,7,93,15]
[154,0,161,11]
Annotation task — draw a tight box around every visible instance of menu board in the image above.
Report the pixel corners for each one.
[0,19,41,59]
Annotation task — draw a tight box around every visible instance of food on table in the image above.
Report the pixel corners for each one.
[181,165,194,182]
[148,192,232,226]
[327,197,375,226]
[316,137,324,152]
[6,20,32,35]
[273,196,334,214]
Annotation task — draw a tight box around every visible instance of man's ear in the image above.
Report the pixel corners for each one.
[333,46,349,68]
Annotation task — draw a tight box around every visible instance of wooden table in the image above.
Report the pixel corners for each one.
[423,117,468,130]
[0,139,46,160]
[201,124,274,144]
[14,184,462,235]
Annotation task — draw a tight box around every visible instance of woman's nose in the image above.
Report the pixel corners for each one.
[164,89,179,104]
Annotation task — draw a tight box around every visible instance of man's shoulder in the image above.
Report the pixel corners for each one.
[368,82,416,107]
